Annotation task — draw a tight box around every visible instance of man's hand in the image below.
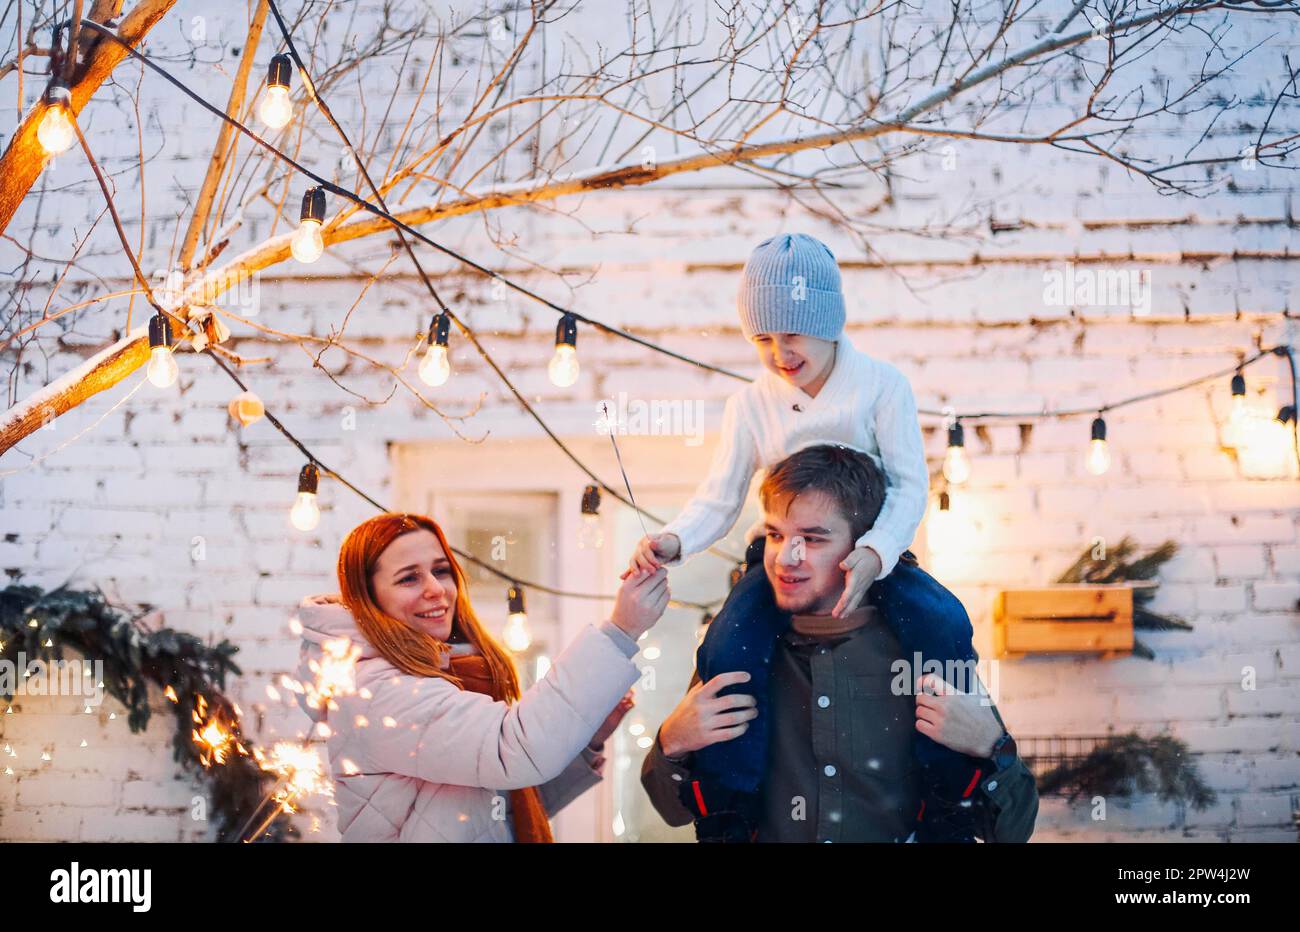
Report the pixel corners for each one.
[589,690,635,751]
[658,672,757,759]
[610,568,670,641]
[832,545,882,618]
[914,673,1004,759]
[621,533,682,579]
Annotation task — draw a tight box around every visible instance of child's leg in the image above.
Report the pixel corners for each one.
[868,552,985,839]
[691,537,785,796]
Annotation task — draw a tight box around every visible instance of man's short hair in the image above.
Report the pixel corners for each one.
[759,444,887,542]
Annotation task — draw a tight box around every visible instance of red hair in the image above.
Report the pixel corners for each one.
[336,513,519,700]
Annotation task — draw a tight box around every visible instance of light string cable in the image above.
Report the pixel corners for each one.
[75,14,744,567]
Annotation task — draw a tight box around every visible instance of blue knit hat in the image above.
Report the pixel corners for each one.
[737,233,845,341]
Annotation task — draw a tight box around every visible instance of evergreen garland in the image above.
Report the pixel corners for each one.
[1036,732,1217,810]
[1056,535,1192,659]
[0,583,297,842]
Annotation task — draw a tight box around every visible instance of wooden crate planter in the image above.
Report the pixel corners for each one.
[993,585,1135,659]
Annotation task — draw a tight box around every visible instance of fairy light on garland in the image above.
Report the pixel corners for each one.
[418,312,452,387]
[291,186,326,263]
[548,313,580,387]
[1223,371,1248,448]
[503,585,531,652]
[258,53,294,129]
[146,312,179,388]
[289,463,321,531]
[37,81,75,155]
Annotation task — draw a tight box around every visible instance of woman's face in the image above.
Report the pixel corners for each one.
[370,529,458,640]
[751,333,837,391]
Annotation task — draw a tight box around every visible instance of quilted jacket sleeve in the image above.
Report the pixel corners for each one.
[538,746,604,816]
[343,624,639,791]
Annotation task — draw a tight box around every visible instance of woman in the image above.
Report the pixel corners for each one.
[296,512,668,842]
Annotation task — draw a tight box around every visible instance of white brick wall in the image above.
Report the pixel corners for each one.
[1,2,1298,842]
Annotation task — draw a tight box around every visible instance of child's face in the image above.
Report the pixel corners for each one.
[751,333,837,390]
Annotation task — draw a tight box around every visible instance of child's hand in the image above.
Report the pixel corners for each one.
[621,533,681,579]
[833,545,882,618]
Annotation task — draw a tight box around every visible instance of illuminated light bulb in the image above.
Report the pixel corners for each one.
[926,492,955,554]
[548,313,580,387]
[1239,405,1296,479]
[37,83,75,155]
[942,421,971,485]
[290,463,321,531]
[577,484,604,549]
[291,187,326,263]
[228,390,265,427]
[146,313,179,388]
[503,586,531,652]
[258,54,293,129]
[1085,415,1111,476]
[1223,372,1248,448]
[419,312,452,386]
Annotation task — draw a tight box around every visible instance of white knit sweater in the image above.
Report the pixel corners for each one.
[660,338,929,579]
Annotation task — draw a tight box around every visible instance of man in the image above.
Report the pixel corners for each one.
[641,444,1038,842]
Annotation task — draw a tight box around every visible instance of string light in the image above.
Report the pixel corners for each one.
[289,463,321,531]
[418,312,451,387]
[1086,414,1111,476]
[548,313,580,387]
[37,81,75,155]
[227,390,265,426]
[290,187,326,264]
[504,586,531,652]
[927,491,955,550]
[258,54,293,129]
[146,312,178,388]
[1222,372,1248,448]
[578,484,603,549]
[942,420,971,485]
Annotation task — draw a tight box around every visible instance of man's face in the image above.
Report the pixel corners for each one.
[762,489,856,616]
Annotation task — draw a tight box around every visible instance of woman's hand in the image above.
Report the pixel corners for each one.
[621,533,681,579]
[610,567,670,641]
[832,545,882,617]
[658,672,756,759]
[589,690,635,751]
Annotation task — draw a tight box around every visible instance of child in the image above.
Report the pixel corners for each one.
[625,233,985,842]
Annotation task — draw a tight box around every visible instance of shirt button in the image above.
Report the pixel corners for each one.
[817,695,830,708]
[671,773,683,782]
[986,780,998,792]
[822,839,832,843]
[823,764,837,777]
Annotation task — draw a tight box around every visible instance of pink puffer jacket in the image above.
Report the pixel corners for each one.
[295,594,641,842]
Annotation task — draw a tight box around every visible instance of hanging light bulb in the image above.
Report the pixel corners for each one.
[942,420,971,485]
[548,313,580,387]
[258,54,294,129]
[418,312,452,387]
[927,491,954,553]
[503,586,531,652]
[146,312,179,388]
[291,187,326,263]
[37,81,75,155]
[578,484,604,549]
[1223,372,1248,448]
[290,463,321,531]
[1085,414,1111,476]
[227,390,265,427]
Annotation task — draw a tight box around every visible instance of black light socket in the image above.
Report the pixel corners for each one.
[297,463,319,494]
[300,186,326,224]
[428,312,450,347]
[580,484,601,515]
[507,586,526,615]
[148,312,172,348]
[267,53,292,90]
[45,81,71,106]
[555,313,578,348]
[1230,373,1246,397]
[947,421,965,448]
[1090,416,1107,442]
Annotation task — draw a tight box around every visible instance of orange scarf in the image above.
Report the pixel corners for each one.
[447,653,553,844]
